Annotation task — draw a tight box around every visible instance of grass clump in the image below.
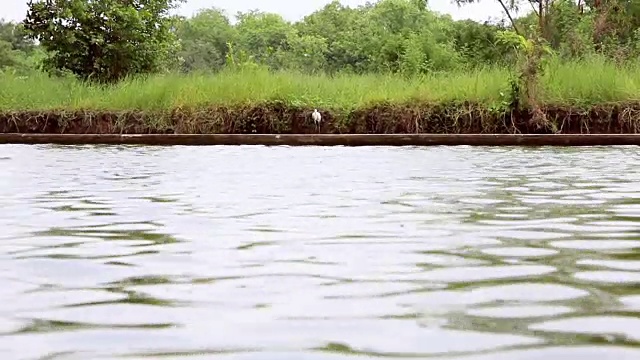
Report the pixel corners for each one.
[2,56,640,134]
[0,65,509,111]
[2,57,640,112]
[540,56,640,106]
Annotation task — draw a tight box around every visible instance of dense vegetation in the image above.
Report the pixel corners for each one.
[2,0,640,134]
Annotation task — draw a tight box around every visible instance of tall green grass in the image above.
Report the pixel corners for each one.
[1,56,640,111]
[540,56,640,105]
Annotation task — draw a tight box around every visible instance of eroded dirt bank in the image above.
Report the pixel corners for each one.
[1,102,640,134]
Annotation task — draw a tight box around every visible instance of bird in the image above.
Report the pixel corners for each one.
[311,109,322,133]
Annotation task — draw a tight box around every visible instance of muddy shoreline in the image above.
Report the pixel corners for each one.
[3,133,640,146]
[1,102,639,134]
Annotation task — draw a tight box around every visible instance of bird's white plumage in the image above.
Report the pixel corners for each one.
[311,109,322,133]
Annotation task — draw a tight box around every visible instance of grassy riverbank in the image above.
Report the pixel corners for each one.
[2,56,640,134]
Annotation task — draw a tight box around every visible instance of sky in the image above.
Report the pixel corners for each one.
[1,0,525,24]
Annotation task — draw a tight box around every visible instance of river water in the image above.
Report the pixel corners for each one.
[0,144,640,359]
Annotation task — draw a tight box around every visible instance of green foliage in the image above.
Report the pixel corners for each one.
[0,40,17,69]
[3,57,640,112]
[175,8,237,72]
[0,19,37,73]
[6,0,530,77]
[234,11,296,70]
[22,0,184,83]
[0,20,34,54]
[295,1,371,73]
[451,19,514,67]
[0,64,510,111]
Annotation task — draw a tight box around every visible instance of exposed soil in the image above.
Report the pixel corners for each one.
[1,101,640,134]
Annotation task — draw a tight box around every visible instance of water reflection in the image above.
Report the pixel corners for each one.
[0,144,640,358]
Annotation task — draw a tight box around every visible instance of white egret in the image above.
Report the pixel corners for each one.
[311,109,322,133]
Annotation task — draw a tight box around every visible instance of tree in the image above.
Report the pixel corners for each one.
[234,10,296,70]
[0,20,35,54]
[295,1,372,73]
[22,0,184,83]
[175,8,237,72]
[0,19,37,71]
[0,40,17,69]
[454,0,528,36]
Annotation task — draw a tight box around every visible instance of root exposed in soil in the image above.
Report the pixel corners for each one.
[1,101,640,134]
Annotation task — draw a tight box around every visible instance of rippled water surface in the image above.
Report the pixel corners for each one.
[1,144,640,359]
